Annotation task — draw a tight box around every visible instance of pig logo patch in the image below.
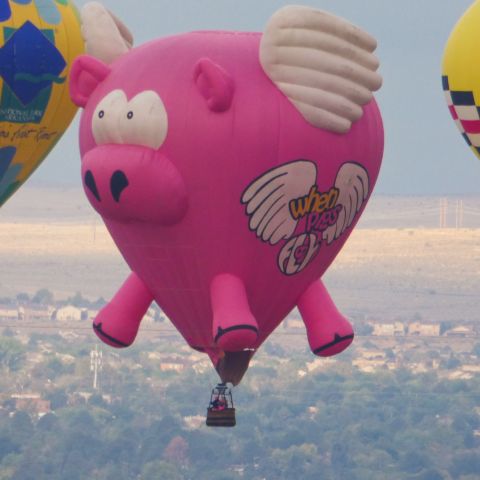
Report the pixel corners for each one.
[241,160,369,276]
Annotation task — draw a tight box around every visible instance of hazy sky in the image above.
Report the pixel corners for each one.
[32,0,480,195]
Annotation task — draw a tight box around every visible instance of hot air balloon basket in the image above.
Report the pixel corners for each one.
[206,408,236,428]
[206,383,236,427]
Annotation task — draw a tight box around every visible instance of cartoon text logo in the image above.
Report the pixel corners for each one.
[242,160,369,276]
[289,185,343,235]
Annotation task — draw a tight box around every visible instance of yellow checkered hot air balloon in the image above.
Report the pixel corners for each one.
[0,0,83,206]
[443,0,480,161]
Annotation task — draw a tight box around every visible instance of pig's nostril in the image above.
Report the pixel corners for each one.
[84,170,101,202]
[110,170,129,203]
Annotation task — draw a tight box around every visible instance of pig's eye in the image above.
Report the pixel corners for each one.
[92,90,128,145]
[119,91,168,150]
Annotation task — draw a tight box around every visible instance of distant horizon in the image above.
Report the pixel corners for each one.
[19,181,480,198]
[1,187,479,232]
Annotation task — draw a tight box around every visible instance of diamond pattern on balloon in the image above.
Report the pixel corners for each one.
[0,20,66,105]
[443,75,480,157]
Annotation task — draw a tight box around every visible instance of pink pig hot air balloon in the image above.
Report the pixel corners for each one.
[70,2,383,425]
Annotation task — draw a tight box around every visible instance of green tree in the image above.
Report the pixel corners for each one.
[417,470,445,480]
[67,292,90,308]
[356,323,374,336]
[9,412,33,446]
[2,328,15,338]
[46,390,68,410]
[450,453,480,477]
[400,450,429,474]
[0,433,19,461]
[440,321,453,335]
[140,461,184,480]
[45,358,74,378]
[32,289,54,305]
[37,413,59,432]
[92,297,107,309]
[96,463,132,480]
[16,293,29,304]
[11,453,45,480]
[0,337,25,371]
[163,436,189,466]
[444,354,460,370]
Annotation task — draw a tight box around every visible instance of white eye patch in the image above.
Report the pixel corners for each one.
[93,90,127,145]
[92,90,168,149]
[118,91,168,149]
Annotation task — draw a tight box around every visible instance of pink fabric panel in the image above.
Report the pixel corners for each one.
[74,30,384,360]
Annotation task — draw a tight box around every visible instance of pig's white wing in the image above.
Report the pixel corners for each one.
[323,163,369,244]
[81,2,133,64]
[241,161,316,245]
[260,5,382,134]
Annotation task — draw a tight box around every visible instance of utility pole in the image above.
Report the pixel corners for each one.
[455,200,459,229]
[455,199,465,229]
[92,216,97,243]
[90,345,103,390]
[440,198,448,228]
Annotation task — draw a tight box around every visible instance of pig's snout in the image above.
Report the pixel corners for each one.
[82,145,188,225]
[84,169,130,204]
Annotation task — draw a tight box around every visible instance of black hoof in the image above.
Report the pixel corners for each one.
[214,324,259,344]
[313,333,354,356]
[93,322,131,348]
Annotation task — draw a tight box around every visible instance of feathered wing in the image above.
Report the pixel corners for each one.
[323,163,369,244]
[241,161,317,245]
[260,5,382,134]
[81,2,133,65]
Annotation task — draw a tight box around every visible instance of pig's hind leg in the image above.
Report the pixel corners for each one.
[93,272,153,348]
[211,274,258,351]
[297,279,354,357]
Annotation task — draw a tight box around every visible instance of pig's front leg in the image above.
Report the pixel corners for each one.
[297,279,354,357]
[93,272,154,348]
[211,274,258,351]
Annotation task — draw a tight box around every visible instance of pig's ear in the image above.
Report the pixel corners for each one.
[260,6,382,134]
[194,58,234,112]
[70,55,111,107]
